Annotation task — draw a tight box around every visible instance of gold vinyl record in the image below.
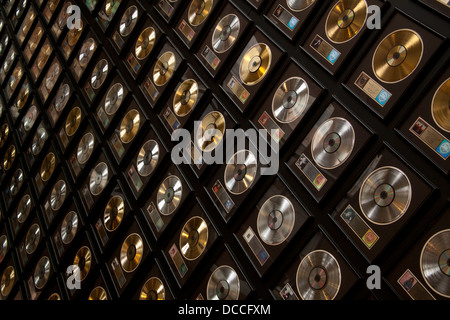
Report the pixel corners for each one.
[296,250,341,300]
[89,162,108,196]
[0,123,9,147]
[420,229,450,298]
[32,127,48,156]
[431,78,450,132]
[326,0,368,43]
[91,59,108,89]
[0,235,8,262]
[77,133,95,165]
[48,293,61,300]
[10,169,23,196]
[135,27,156,60]
[212,14,240,53]
[37,43,52,71]
[45,62,60,90]
[188,0,213,26]
[139,277,165,300]
[120,5,138,37]
[25,223,40,254]
[239,43,272,86]
[359,166,412,225]
[8,69,23,98]
[61,211,78,245]
[78,38,96,68]
[272,77,309,123]
[105,83,124,115]
[1,266,15,297]
[47,0,59,11]
[179,216,208,261]
[119,109,140,143]
[34,256,50,289]
[40,152,56,182]
[373,29,423,84]
[65,107,82,137]
[73,246,91,281]
[196,111,225,152]
[120,233,144,273]
[23,105,37,131]
[3,145,16,171]
[137,140,159,177]
[153,51,176,87]
[55,84,70,112]
[206,266,240,300]
[67,21,83,46]
[89,286,107,300]
[173,79,198,117]
[50,180,66,211]
[224,150,257,195]
[103,195,124,232]
[16,83,30,110]
[57,2,71,30]
[157,175,182,216]
[28,27,43,52]
[287,0,316,12]
[17,194,31,224]
[2,50,15,73]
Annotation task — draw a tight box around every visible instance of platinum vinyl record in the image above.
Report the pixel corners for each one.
[359,166,412,225]
[326,0,368,44]
[2,50,15,73]
[61,211,78,245]
[137,140,159,177]
[139,277,165,300]
[55,84,70,112]
[91,59,108,90]
[34,256,50,290]
[17,194,31,223]
[89,162,108,196]
[257,195,296,245]
[40,152,56,182]
[1,266,14,297]
[76,133,95,165]
[195,111,226,153]
[420,229,450,298]
[188,0,213,26]
[157,175,182,216]
[25,224,41,254]
[50,180,67,211]
[0,235,7,261]
[23,105,37,131]
[296,250,341,300]
[135,27,156,60]
[153,51,176,87]
[179,216,208,261]
[119,5,138,37]
[120,109,140,143]
[28,27,43,52]
[272,77,309,123]
[311,117,355,170]
[15,0,27,19]
[239,43,272,86]
[103,195,124,232]
[212,14,240,53]
[10,169,23,196]
[120,233,144,273]
[104,83,124,115]
[89,286,107,300]
[45,63,60,90]
[287,0,316,11]
[32,127,48,155]
[73,246,91,281]
[224,150,257,195]
[78,38,96,68]
[173,79,198,117]
[207,266,240,300]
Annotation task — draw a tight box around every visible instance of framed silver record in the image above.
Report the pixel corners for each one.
[206,265,240,300]
[156,175,182,216]
[224,150,257,195]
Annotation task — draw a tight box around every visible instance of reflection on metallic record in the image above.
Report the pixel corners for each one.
[135,27,156,60]
[40,152,56,182]
[207,266,240,300]
[420,229,450,298]
[224,150,257,195]
[10,169,24,196]
[16,83,30,110]
[157,175,182,215]
[119,109,140,143]
[196,111,225,152]
[173,79,198,117]
[55,84,70,112]
[140,277,165,300]
[1,266,15,297]
[47,0,59,12]
[287,0,316,11]
[25,223,41,254]
[48,293,61,300]
[311,117,355,170]
[103,196,124,232]
[78,38,96,68]
[272,77,309,123]
[73,246,91,281]
[0,123,9,147]
[373,29,423,84]
[89,286,107,300]
[77,133,95,165]
[105,83,124,115]
[3,145,16,171]
[58,2,72,30]
[91,59,108,89]
[296,250,341,300]
[37,43,51,71]
[188,0,213,26]
[32,127,48,155]
[239,43,272,86]
[15,0,27,19]
[0,235,8,261]
[179,216,208,261]
[137,140,159,177]
[45,63,60,90]
[326,0,367,43]
[28,27,43,51]
[17,194,31,223]
[50,180,67,211]
[359,166,412,225]
[61,211,78,245]
[65,107,81,136]
[89,162,108,196]
[34,256,50,289]
[23,105,38,131]
[120,233,143,273]
[67,22,83,46]
[120,5,138,37]
[431,78,450,132]
[212,14,240,53]
[257,195,295,246]
[153,52,176,86]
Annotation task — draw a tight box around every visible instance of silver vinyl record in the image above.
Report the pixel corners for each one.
[61,211,78,245]
[287,0,316,11]
[359,166,412,225]
[296,250,341,300]
[25,224,41,255]
[50,180,67,211]
[10,169,23,196]
[45,62,60,90]
[17,194,31,223]
[157,175,182,216]
[89,162,108,196]
[76,133,95,165]
[91,59,108,90]
[272,77,309,123]
[55,84,70,112]
[104,83,124,115]
[137,140,159,177]
[0,235,7,261]
[23,105,37,131]
[119,5,138,37]
[32,127,48,155]
[34,256,50,290]
[78,38,95,68]
[224,150,257,195]
[207,266,240,300]
[212,14,240,53]
[420,229,450,298]
[311,117,355,170]
[257,195,295,246]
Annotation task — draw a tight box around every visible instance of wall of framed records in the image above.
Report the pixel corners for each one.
[0,0,449,301]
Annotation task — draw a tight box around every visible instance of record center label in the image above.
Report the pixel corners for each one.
[295,153,327,191]
[273,5,299,31]
[169,244,188,278]
[410,117,450,160]
[355,72,392,107]
[397,269,435,300]
[243,227,270,266]
[310,35,341,65]
[340,205,379,249]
